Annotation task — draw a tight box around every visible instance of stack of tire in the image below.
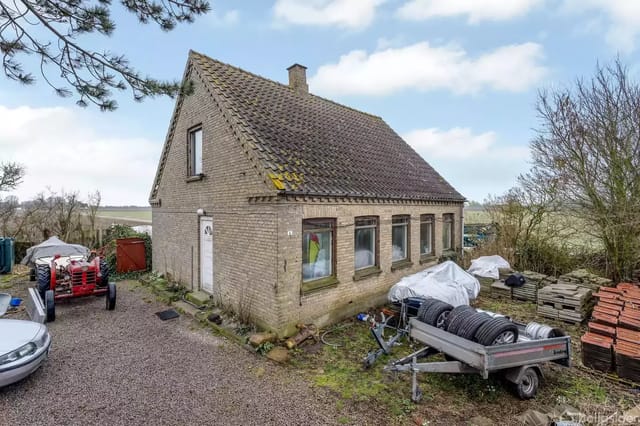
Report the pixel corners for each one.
[417,301,519,346]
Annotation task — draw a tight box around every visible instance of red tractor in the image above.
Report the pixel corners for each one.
[36,254,116,322]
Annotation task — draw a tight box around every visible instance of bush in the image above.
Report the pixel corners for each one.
[102,224,152,276]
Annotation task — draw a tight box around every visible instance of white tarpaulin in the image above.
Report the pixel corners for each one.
[21,236,89,266]
[467,255,511,279]
[388,261,480,307]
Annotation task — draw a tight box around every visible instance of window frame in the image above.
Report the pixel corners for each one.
[391,215,411,265]
[354,216,379,272]
[187,126,203,178]
[442,213,454,251]
[301,218,337,292]
[419,214,435,258]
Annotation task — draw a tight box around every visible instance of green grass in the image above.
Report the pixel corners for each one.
[96,209,151,221]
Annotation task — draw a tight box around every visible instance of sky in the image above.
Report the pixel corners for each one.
[1,0,640,206]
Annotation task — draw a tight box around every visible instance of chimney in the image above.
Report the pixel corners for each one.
[287,63,308,94]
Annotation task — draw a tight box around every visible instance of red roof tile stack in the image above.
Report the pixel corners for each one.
[582,282,640,382]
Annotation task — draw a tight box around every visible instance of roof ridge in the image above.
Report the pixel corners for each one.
[189,50,382,121]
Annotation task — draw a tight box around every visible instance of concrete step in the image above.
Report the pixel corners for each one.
[185,291,211,307]
[172,300,201,317]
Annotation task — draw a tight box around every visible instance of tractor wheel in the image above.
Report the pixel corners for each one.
[45,290,55,323]
[99,259,110,287]
[29,268,36,282]
[37,264,51,300]
[106,282,116,311]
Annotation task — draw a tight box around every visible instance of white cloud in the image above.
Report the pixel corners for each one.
[0,105,159,206]
[309,41,547,96]
[208,9,240,26]
[403,127,530,201]
[273,0,385,29]
[562,0,640,53]
[397,0,543,23]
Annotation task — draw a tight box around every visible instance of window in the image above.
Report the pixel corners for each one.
[392,215,410,262]
[302,219,335,282]
[443,214,454,251]
[188,127,203,176]
[420,214,434,256]
[354,217,378,270]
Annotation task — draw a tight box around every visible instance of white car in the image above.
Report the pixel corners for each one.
[0,319,51,387]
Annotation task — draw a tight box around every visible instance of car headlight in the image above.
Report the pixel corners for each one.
[0,343,37,365]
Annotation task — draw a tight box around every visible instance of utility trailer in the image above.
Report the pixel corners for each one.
[386,318,571,402]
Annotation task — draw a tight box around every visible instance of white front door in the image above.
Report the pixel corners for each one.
[199,217,214,293]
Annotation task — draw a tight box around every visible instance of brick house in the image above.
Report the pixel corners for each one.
[149,51,465,336]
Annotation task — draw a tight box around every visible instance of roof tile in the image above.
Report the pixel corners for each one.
[190,51,465,202]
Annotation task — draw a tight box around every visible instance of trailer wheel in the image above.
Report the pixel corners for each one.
[45,289,55,323]
[515,367,539,399]
[423,301,453,329]
[444,305,475,330]
[36,264,51,300]
[447,307,477,335]
[106,282,116,311]
[29,268,36,282]
[475,317,519,346]
[99,259,110,287]
[457,312,492,341]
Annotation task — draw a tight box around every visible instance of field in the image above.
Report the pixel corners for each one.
[464,209,491,224]
[96,208,151,222]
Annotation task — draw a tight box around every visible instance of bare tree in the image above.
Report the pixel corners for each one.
[530,59,640,281]
[0,162,24,191]
[87,189,101,245]
[0,0,209,110]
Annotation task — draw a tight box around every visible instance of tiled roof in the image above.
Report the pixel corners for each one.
[189,51,465,202]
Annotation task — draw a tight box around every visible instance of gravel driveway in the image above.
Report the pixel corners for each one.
[0,281,373,425]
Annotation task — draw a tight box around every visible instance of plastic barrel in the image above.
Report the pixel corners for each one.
[0,237,15,274]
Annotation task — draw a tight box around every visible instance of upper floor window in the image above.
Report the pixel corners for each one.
[392,215,410,262]
[188,127,203,176]
[420,214,434,257]
[354,217,378,270]
[302,219,335,282]
[443,214,454,251]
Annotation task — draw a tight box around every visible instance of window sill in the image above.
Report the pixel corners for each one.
[301,276,339,294]
[391,260,413,272]
[419,255,437,265]
[353,266,382,281]
[186,174,204,183]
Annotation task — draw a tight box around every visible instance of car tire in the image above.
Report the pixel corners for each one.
[423,301,454,329]
[475,317,519,346]
[99,259,110,287]
[37,264,51,300]
[45,289,55,322]
[447,307,477,335]
[29,268,36,282]
[444,305,475,330]
[106,282,116,311]
[416,299,440,323]
[457,312,492,341]
[514,367,539,399]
